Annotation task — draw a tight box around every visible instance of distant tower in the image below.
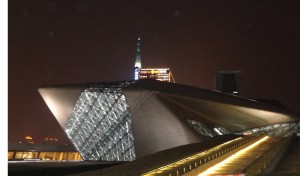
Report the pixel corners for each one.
[216,71,240,95]
[134,37,142,80]
[132,37,175,83]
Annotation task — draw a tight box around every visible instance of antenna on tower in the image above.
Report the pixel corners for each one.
[134,37,142,80]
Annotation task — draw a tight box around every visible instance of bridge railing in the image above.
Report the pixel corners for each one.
[141,134,265,176]
[245,135,295,175]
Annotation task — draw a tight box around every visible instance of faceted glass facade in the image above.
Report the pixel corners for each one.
[239,121,300,137]
[187,119,231,137]
[188,119,300,138]
[64,82,136,161]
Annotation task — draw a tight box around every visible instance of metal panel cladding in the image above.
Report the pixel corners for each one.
[64,82,136,161]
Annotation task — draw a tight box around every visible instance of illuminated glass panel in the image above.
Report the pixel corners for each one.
[187,119,215,137]
[64,82,136,161]
[214,126,232,135]
[187,119,231,137]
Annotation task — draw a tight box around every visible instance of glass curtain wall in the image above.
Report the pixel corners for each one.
[64,82,136,161]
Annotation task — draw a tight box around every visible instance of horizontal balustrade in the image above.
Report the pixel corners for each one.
[141,135,264,176]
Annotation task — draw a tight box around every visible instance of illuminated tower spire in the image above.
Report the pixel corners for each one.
[134,37,142,80]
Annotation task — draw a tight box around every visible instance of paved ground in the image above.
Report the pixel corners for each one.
[272,137,300,174]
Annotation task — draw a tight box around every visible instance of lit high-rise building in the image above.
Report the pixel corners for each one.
[139,68,175,83]
[133,37,175,83]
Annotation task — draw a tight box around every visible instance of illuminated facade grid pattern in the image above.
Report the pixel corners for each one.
[187,119,231,137]
[240,121,300,137]
[188,118,300,137]
[64,82,136,161]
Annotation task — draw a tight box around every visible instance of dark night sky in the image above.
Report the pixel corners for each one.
[9,0,300,143]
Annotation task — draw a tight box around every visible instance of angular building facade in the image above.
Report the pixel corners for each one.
[39,79,300,161]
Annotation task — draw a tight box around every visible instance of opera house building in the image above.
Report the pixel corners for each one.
[39,79,300,162]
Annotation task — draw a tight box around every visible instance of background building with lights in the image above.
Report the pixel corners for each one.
[8,142,82,161]
[8,136,82,161]
[139,68,175,83]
